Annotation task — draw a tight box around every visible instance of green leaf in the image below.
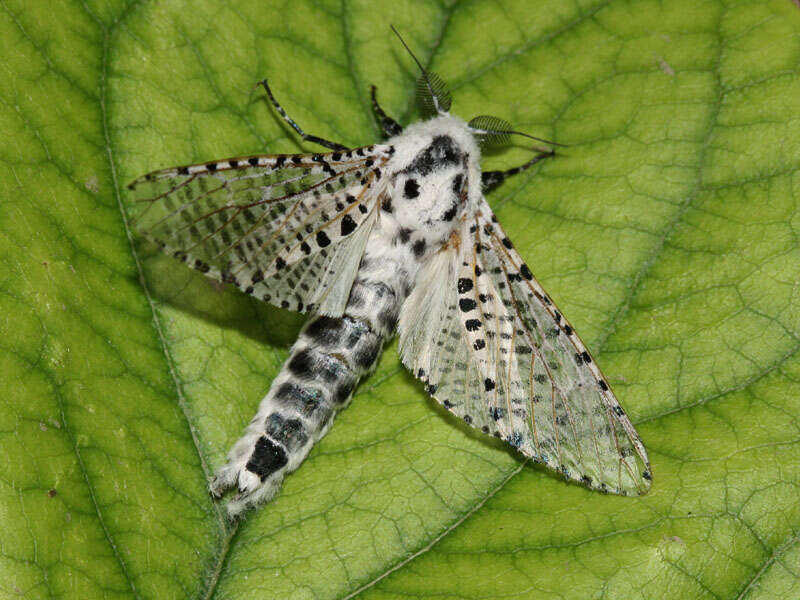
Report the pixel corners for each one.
[2,0,799,598]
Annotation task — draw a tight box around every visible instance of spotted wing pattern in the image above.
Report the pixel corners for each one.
[398,198,651,495]
[128,146,392,315]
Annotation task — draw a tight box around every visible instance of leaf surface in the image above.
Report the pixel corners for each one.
[1,1,799,598]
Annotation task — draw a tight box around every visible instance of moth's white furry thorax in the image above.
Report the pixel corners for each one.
[393,114,482,170]
[391,113,482,204]
[379,114,482,262]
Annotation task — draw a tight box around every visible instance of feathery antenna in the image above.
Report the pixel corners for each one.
[391,25,451,114]
[468,115,567,148]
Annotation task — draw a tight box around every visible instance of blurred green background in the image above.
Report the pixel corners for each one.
[1,1,799,598]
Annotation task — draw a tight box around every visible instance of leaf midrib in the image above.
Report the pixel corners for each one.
[90,0,238,597]
[735,532,800,600]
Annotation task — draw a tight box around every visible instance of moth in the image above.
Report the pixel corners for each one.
[129,28,651,517]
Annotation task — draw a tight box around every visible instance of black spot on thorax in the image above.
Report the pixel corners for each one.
[452,173,464,194]
[402,135,461,177]
[404,179,420,199]
[442,201,458,221]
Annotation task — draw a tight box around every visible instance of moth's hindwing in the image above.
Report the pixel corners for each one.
[128,146,392,316]
[398,196,651,496]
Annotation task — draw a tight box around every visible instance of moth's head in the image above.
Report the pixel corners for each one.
[392,26,564,151]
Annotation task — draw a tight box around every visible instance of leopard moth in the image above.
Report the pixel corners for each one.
[128,28,651,517]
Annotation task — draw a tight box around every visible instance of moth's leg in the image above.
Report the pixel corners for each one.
[481,150,555,192]
[257,80,349,152]
[370,85,403,138]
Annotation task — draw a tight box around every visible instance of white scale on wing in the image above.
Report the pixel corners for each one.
[129,147,391,316]
[397,196,650,495]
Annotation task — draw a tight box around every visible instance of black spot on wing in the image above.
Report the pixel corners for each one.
[458,278,473,293]
[489,407,505,420]
[316,231,331,247]
[465,319,482,331]
[459,298,477,312]
[340,214,357,236]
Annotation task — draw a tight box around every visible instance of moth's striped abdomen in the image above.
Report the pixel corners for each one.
[212,254,407,513]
